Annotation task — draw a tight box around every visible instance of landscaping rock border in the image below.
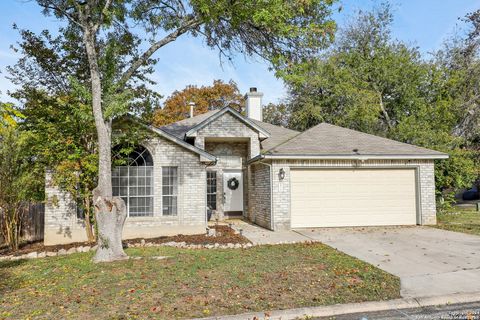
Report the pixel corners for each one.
[0,241,255,262]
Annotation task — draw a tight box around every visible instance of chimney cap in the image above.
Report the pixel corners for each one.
[245,87,263,97]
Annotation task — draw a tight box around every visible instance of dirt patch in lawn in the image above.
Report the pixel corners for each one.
[0,225,249,256]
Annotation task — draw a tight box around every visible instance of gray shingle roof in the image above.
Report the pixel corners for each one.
[266,123,447,158]
[160,112,446,159]
[249,119,300,151]
[161,109,221,138]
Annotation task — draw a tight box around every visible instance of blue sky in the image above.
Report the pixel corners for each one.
[1,0,479,105]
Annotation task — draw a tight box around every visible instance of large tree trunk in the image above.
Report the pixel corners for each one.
[92,188,127,262]
[83,27,128,263]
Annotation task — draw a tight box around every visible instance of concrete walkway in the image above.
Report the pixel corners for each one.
[295,226,480,298]
[226,219,311,245]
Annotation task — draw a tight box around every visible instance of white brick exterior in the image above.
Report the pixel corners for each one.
[194,112,264,219]
[44,171,87,245]
[267,159,437,230]
[44,110,441,245]
[205,141,248,219]
[194,112,261,158]
[248,163,271,229]
[44,135,207,245]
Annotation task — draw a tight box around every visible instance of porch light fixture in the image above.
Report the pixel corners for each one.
[279,168,286,180]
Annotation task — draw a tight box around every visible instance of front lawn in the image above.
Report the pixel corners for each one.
[0,243,400,319]
[436,208,480,236]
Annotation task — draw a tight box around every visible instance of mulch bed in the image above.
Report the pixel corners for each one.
[124,224,250,246]
[0,225,250,256]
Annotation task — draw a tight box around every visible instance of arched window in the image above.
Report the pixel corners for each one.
[112,145,154,217]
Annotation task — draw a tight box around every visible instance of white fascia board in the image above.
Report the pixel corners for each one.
[262,154,449,160]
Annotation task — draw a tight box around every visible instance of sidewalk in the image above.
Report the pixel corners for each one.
[194,291,480,320]
[225,219,311,245]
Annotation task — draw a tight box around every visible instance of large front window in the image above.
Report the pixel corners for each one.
[112,146,154,217]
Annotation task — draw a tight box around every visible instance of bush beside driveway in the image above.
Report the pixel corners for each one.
[0,243,399,319]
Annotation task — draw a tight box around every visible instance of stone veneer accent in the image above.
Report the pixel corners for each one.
[263,159,437,230]
[44,135,208,245]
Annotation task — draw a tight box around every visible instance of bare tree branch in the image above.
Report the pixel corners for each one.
[117,17,202,89]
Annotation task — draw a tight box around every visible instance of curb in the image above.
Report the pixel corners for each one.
[194,291,480,320]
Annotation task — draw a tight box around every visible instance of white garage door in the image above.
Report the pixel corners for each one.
[290,168,417,228]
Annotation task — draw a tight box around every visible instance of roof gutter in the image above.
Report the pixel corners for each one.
[247,154,266,164]
[248,153,448,164]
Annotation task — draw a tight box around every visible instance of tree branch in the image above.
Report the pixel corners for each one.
[378,91,393,129]
[117,17,202,89]
[38,3,84,29]
[92,0,113,32]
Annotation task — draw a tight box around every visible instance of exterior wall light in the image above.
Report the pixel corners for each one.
[279,168,286,180]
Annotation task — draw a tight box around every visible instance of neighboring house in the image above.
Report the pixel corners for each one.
[44,88,448,245]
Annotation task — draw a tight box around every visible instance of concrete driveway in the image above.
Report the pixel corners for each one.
[295,227,480,298]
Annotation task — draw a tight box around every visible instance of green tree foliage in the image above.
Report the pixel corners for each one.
[7,15,162,242]
[263,102,291,127]
[281,3,479,201]
[0,105,42,251]
[441,9,480,140]
[15,90,98,242]
[16,0,336,262]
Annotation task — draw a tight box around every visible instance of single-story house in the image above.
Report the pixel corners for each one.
[44,88,448,245]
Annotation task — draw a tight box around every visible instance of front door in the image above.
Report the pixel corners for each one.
[223,170,243,212]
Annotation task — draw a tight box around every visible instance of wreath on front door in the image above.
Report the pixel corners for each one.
[227,177,240,190]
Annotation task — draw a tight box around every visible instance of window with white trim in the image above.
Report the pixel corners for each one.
[112,146,154,217]
[162,167,178,216]
[207,171,217,210]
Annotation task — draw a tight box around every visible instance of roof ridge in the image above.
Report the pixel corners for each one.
[158,109,221,129]
[250,118,299,133]
[267,122,326,153]
[319,122,444,154]
[262,129,302,153]
[266,121,447,157]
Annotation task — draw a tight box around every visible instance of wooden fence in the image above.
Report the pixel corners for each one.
[0,202,45,245]
[21,202,45,242]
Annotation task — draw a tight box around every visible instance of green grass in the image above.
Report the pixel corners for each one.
[436,208,480,236]
[0,243,400,320]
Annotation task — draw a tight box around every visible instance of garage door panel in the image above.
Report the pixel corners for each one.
[290,169,417,228]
